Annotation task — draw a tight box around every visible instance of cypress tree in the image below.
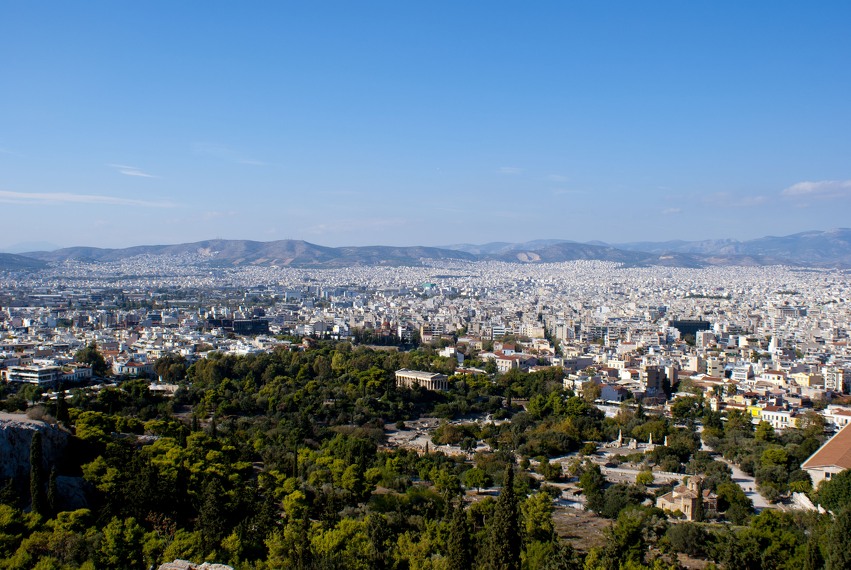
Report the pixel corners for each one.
[47,467,59,516]
[198,477,226,554]
[29,431,45,515]
[447,501,473,570]
[0,478,16,505]
[484,465,520,570]
[366,513,390,570]
[803,530,824,570]
[826,507,851,570]
[55,383,70,425]
[693,478,705,523]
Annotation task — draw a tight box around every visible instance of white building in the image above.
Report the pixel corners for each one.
[395,369,449,391]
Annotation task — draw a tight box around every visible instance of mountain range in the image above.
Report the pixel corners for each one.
[2,229,850,270]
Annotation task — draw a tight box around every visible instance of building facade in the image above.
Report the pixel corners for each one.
[395,369,449,391]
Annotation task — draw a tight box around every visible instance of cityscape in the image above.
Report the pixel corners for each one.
[1,240,851,568]
[3,1,851,569]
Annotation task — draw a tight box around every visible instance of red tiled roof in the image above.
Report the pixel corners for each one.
[802,423,851,470]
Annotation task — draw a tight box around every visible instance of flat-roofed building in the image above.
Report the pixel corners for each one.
[496,353,536,374]
[3,365,60,386]
[759,405,798,430]
[395,369,448,391]
[824,406,851,430]
[824,367,851,393]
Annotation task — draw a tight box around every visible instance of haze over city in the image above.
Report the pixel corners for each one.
[2,1,850,251]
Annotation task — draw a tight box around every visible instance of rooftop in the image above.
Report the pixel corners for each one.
[802,422,851,471]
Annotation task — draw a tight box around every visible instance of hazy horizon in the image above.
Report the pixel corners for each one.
[3,227,850,256]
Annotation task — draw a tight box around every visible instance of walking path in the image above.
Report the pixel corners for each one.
[715,455,771,511]
[695,424,772,511]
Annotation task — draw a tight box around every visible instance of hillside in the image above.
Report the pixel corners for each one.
[13,228,851,269]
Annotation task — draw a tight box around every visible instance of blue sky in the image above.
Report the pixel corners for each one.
[2,1,850,250]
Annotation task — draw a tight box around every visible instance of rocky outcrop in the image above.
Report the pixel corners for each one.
[158,561,234,570]
[0,414,69,481]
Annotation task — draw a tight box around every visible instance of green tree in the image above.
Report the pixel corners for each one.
[484,465,521,570]
[817,469,851,512]
[197,478,226,554]
[99,516,145,569]
[311,518,372,570]
[153,353,187,383]
[664,522,709,558]
[432,467,462,507]
[590,506,666,569]
[29,431,45,515]
[464,467,490,493]
[365,513,391,570]
[726,409,755,432]
[826,507,851,570]
[578,463,605,514]
[75,342,109,377]
[47,468,58,516]
[520,492,554,543]
[55,385,70,425]
[670,395,703,421]
[536,457,562,482]
[636,469,655,488]
[803,529,824,570]
[716,481,753,524]
[760,447,789,468]
[754,421,775,442]
[447,502,473,570]
[692,478,705,523]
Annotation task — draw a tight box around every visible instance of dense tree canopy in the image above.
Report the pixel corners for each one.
[0,340,846,569]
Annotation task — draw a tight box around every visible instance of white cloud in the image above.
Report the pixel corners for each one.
[661,207,682,215]
[0,189,177,208]
[781,179,851,199]
[497,166,522,175]
[109,164,158,178]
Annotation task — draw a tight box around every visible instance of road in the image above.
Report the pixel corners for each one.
[695,424,771,511]
[715,455,771,511]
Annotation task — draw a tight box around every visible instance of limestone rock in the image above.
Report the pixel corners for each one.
[0,414,69,480]
[158,561,234,570]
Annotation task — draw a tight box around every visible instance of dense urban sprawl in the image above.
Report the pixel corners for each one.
[1,256,851,569]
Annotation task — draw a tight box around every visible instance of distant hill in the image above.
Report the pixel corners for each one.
[444,239,575,256]
[24,240,476,267]
[611,228,851,267]
[15,228,851,269]
[482,242,711,268]
[0,253,47,271]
